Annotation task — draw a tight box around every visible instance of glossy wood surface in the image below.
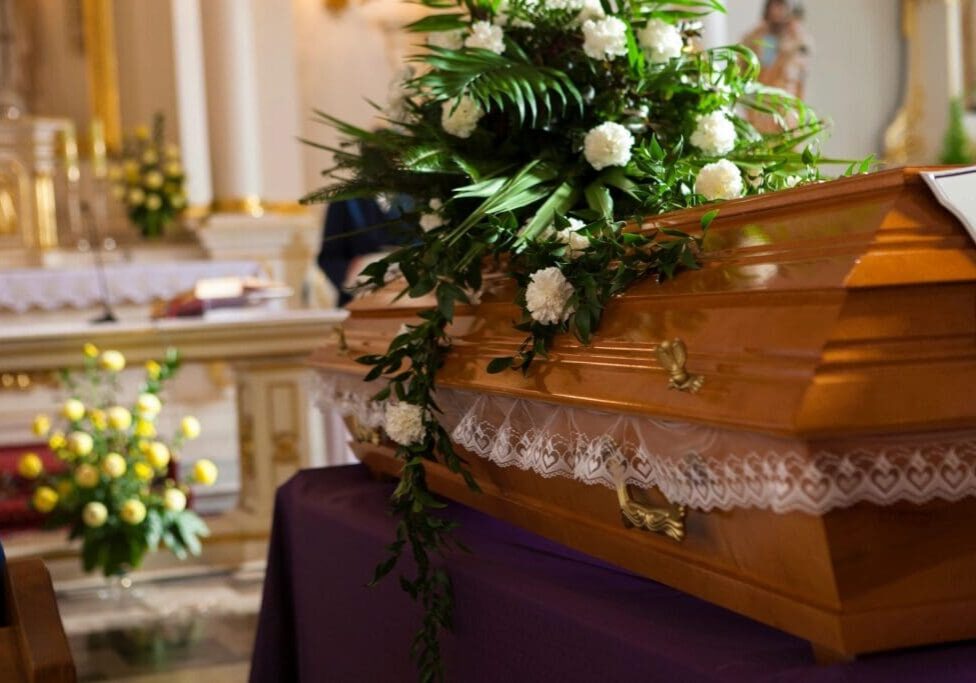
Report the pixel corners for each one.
[1,558,75,682]
[311,168,976,657]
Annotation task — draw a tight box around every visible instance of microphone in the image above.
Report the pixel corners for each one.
[81,200,118,324]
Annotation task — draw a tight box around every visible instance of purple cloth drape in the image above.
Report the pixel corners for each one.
[250,465,976,682]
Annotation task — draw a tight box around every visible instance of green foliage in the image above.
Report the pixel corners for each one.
[941,97,975,165]
[303,0,862,679]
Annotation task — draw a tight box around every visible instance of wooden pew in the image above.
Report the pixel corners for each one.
[0,557,75,682]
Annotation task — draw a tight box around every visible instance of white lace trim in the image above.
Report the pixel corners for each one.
[0,261,262,313]
[315,370,976,514]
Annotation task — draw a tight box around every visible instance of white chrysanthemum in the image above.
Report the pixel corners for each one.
[551,218,590,259]
[384,402,426,447]
[420,198,446,231]
[428,29,464,50]
[465,21,505,54]
[576,0,605,23]
[695,160,745,201]
[441,96,485,138]
[583,122,634,170]
[525,267,576,325]
[638,19,683,63]
[581,17,628,61]
[690,110,737,156]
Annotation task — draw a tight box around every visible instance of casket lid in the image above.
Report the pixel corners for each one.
[312,168,976,440]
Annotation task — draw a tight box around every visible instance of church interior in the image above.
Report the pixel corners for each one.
[2,1,976,682]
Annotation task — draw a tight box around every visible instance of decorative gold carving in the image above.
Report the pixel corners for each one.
[655,339,704,393]
[0,370,58,391]
[272,430,300,464]
[334,326,349,355]
[80,0,122,153]
[611,461,686,542]
[211,196,265,217]
[32,170,57,249]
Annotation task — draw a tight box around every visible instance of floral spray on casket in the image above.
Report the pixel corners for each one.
[305,0,863,678]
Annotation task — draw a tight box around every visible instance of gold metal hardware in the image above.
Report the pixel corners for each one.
[610,461,686,542]
[656,338,704,394]
[334,326,350,355]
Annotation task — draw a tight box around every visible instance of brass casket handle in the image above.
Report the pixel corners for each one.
[610,461,686,542]
[656,338,704,394]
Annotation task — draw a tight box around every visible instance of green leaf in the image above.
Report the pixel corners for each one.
[486,357,514,374]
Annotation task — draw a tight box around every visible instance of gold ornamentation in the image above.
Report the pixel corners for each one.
[211,196,265,217]
[349,416,381,445]
[611,461,686,542]
[81,0,122,153]
[32,170,57,249]
[655,338,704,393]
[335,326,350,355]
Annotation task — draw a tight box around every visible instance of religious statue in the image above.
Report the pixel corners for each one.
[742,0,812,99]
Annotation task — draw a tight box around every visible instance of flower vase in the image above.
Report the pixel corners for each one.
[97,571,143,605]
[138,214,169,239]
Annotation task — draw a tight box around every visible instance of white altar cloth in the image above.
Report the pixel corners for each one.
[0,260,263,313]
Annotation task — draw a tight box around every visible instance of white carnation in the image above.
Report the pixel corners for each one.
[441,96,485,138]
[638,19,683,63]
[552,218,590,259]
[428,29,464,50]
[465,21,505,54]
[525,267,576,325]
[576,0,605,23]
[544,0,584,10]
[695,160,745,201]
[384,402,426,447]
[690,110,737,156]
[581,17,628,61]
[583,122,634,170]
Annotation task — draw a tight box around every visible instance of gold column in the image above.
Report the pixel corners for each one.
[81,0,122,154]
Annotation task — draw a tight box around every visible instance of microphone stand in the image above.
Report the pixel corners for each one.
[81,200,117,324]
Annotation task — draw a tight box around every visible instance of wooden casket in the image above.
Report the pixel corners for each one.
[311,168,976,661]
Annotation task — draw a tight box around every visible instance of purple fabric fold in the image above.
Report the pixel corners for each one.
[251,465,976,682]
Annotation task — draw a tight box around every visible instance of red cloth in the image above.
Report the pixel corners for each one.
[0,443,65,532]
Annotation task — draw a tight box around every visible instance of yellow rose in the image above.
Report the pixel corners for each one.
[82,501,108,528]
[99,350,126,372]
[192,459,218,486]
[164,143,180,159]
[17,452,43,479]
[142,149,158,165]
[128,187,145,206]
[145,360,162,380]
[32,414,51,436]
[101,452,127,478]
[90,409,108,431]
[57,479,74,497]
[180,416,201,440]
[48,431,66,451]
[111,184,127,201]
[62,398,86,422]
[135,420,156,438]
[83,343,99,359]
[74,464,100,489]
[134,124,150,140]
[120,499,147,525]
[145,194,162,211]
[163,487,187,512]
[164,161,183,177]
[107,165,123,182]
[147,442,171,470]
[32,486,59,513]
[170,193,187,210]
[107,406,132,431]
[133,461,154,482]
[67,431,94,456]
[143,170,164,189]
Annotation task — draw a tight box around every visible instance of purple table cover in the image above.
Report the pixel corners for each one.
[250,465,976,682]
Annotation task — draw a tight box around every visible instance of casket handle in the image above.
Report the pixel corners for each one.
[611,464,686,542]
[655,338,704,394]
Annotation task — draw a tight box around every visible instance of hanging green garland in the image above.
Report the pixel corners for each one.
[306,1,861,679]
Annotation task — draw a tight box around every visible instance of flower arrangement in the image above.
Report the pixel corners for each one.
[109,113,187,238]
[17,344,217,578]
[305,0,867,678]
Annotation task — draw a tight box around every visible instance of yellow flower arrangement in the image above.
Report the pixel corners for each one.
[17,344,216,577]
[109,113,187,239]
